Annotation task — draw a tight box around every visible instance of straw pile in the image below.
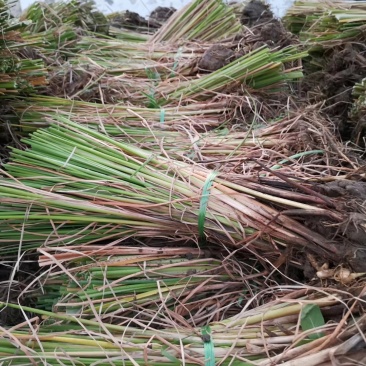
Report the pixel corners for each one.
[0,0,365,364]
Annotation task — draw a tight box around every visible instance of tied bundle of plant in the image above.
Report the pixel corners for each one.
[20,0,109,35]
[18,1,102,59]
[284,0,366,43]
[67,36,203,77]
[157,45,306,104]
[36,246,259,326]
[53,5,299,82]
[2,115,365,270]
[12,103,355,178]
[0,287,364,365]
[13,95,229,131]
[151,0,241,43]
[108,26,149,42]
[0,0,47,96]
[284,2,366,141]
[40,39,306,104]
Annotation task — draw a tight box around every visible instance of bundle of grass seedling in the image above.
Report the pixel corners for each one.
[151,0,241,43]
[20,0,109,34]
[18,0,112,58]
[1,115,355,267]
[69,36,203,77]
[284,0,366,43]
[157,45,306,103]
[66,4,296,79]
[0,0,47,96]
[12,95,229,131]
[44,41,306,104]
[11,100,351,177]
[36,246,259,326]
[13,0,307,105]
[0,286,363,365]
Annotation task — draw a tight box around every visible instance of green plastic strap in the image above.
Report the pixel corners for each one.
[170,46,183,77]
[160,108,165,123]
[198,171,218,241]
[270,149,324,170]
[202,326,215,366]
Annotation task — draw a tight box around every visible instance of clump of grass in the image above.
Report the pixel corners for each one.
[12,95,230,131]
[284,0,366,43]
[0,286,362,365]
[1,116,338,262]
[0,0,47,96]
[20,0,109,34]
[151,0,242,43]
[37,245,263,326]
[157,45,306,103]
[39,40,306,104]
[10,98,352,178]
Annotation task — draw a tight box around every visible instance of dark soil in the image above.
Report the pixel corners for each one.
[306,179,366,272]
[109,10,155,29]
[259,20,295,47]
[149,6,176,25]
[198,45,235,71]
[110,7,174,30]
[198,13,297,73]
[301,43,366,142]
[0,260,39,326]
[320,179,366,201]
[241,0,274,26]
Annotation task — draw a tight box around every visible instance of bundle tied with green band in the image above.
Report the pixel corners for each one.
[12,97,347,178]
[2,115,339,261]
[284,0,366,43]
[0,289,359,366]
[150,0,241,43]
[13,95,229,133]
[0,0,47,96]
[36,246,259,326]
[58,44,306,105]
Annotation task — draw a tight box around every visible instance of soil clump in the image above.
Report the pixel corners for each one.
[301,44,366,143]
[109,6,175,30]
[109,10,156,29]
[149,6,176,25]
[240,0,273,26]
[198,7,296,73]
[198,44,235,71]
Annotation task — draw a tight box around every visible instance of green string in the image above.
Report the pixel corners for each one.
[170,46,183,77]
[160,108,165,123]
[198,171,218,241]
[202,326,215,366]
[270,149,324,170]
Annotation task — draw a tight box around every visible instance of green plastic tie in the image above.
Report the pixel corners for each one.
[270,150,324,170]
[170,46,183,77]
[198,171,218,241]
[160,108,165,123]
[202,326,215,366]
